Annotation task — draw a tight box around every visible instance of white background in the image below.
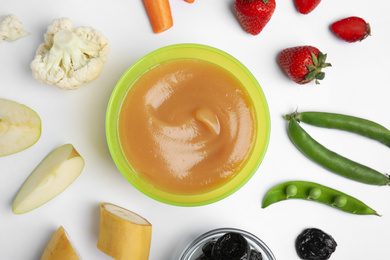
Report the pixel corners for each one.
[1,0,390,259]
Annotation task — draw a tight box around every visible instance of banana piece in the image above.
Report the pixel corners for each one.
[97,203,152,260]
[41,226,80,260]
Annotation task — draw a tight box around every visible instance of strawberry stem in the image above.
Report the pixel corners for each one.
[361,23,371,41]
[302,52,331,84]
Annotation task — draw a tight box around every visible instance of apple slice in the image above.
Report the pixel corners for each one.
[12,144,84,214]
[0,98,41,156]
[41,226,80,260]
[97,203,152,260]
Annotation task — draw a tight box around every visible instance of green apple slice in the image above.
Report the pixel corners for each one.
[0,98,41,156]
[12,144,84,214]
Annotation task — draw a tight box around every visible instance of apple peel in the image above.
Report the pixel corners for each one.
[97,203,152,260]
[0,98,41,157]
[12,144,84,214]
[41,226,80,260]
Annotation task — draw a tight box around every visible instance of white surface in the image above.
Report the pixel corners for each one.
[1,0,390,259]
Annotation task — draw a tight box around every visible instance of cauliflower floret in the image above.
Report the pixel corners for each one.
[0,14,30,43]
[30,18,110,90]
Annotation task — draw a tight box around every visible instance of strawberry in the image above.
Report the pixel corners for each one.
[278,46,331,84]
[331,16,371,43]
[235,0,276,35]
[294,0,321,14]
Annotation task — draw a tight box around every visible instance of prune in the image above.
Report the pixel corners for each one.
[249,249,263,260]
[211,232,250,260]
[195,254,211,260]
[202,241,216,257]
[296,228,337,260]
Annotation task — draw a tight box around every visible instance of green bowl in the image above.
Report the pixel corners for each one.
[106,43,270,206]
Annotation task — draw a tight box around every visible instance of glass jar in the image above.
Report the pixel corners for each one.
[179,227,276,260]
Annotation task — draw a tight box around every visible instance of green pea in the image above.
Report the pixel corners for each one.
[262,180,379,216]
[286,117,390,186]
[334,195,347,207]
[286,184,298,198]
[286,111,390,148]
[308,187,322,200]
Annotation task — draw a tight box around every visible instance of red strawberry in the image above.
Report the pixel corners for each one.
[294,0,321,14]
[278,46,331,84]
[331,16,371,43]
[235,0,276,35]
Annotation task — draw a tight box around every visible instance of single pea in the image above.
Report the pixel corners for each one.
[308,187,322,200]
[286,184,298,198]
[333,195,347,207]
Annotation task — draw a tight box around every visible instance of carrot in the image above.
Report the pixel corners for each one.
[184,0,195,3]
[143,0,173,33]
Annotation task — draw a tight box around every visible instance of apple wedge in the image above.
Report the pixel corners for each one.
[41,226,80,260]
[12,144,84,214]
[97,203,152,260]
[0,98,41,156]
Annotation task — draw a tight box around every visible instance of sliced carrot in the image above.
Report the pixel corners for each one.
[143,0,173,33]
[184,0,195,3]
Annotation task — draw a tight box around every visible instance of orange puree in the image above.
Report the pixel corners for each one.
[119,59,256,195]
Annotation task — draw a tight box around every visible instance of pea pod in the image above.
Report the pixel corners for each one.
[285,111,390,147]
[287,117,390,186]
[262,180,379,216]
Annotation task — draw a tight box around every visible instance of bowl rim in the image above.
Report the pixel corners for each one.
[178,227,276,260]
[106,43,271,206]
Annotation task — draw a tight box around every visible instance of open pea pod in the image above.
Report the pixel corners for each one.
[262,180,379,216]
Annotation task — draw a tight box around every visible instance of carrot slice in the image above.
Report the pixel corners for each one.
[184,0,195,3]
[143,0,173,33]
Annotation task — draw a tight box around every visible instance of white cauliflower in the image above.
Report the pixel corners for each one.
[0,14,30,43]
[30,18,110,90]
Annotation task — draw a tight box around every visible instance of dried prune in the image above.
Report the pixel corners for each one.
[211,232,250,260]
[296,228,337,260]
[195,254,211,260]
[202,241,216,257]
[249,249,263,260]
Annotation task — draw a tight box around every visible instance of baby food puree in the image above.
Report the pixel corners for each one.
[119,59,256,194]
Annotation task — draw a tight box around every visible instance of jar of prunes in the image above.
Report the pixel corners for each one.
[179,228,276,260]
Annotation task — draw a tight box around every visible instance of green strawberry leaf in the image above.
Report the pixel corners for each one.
[316,72,325,80]
[311,52,319,66]
[302,51,331,84]
[304,70,318,82]
[318,52,326,64]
